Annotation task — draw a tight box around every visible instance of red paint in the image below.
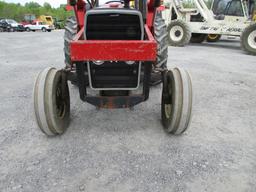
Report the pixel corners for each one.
[67,0,160,61]
[70,25,157,61]
[71,41,156,61]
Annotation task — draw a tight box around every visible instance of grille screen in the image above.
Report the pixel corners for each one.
[86,13,142,40]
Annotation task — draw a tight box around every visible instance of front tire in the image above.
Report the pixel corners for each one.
[167,20,191,47]
[33,68,70,136]
[42,27,47,32]
[241,23,256,55]
[161,68,193,135]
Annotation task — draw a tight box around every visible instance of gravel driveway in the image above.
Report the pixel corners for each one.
[0,31,255,192]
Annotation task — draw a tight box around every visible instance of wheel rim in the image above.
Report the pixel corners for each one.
[208,34,218,40]
[55,80,66,119]
[164,104,171,118]
[164,76,172,118]
[247,30,256,49]
[170,25,184,42]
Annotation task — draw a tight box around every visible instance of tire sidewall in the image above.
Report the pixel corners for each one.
[167,20,191,46]
[45,70,70,134]
[161,70,180,132]
[241,24,256,55]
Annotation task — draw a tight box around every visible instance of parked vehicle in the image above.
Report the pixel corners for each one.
[24,20,54,32]
[0,19,25,32]
[0,20,12,32]
[162,0,256,55]
[53,17,64,29]
[38,15,55,27]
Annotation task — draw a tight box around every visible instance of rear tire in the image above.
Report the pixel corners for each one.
[151,12,168,85]
[161,68,193,135]
[64,16,77,69]
[33,68,70,136]
[190,33,207,43]
[241,23,256,55]
[207,34,221,42]
[167,20,191,47]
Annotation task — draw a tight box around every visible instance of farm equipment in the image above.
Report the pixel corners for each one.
[33,0,193,136]
[163,0,256,55]
[53,17,65,29]
[253,9,256,21]
[38,15,55,27]
[206,0,256,42]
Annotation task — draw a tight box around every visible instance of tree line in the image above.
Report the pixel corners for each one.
[0,1,73,22]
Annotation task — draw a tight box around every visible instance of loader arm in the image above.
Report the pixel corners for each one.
[193,0,214,21]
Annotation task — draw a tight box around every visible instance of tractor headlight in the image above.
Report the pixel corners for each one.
[93,60,104,65]
[125,61,135,65]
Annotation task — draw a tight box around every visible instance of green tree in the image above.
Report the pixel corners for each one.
[43,2,52,10]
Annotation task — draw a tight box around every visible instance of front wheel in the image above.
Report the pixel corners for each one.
[167,20,191,47]
[8,27,14,32]
[42,27,47,32]
[33,68,70,136]
[161,68,193,135]
[26,27,30,32]
[241,23,256,55]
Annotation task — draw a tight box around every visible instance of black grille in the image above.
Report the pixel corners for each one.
[85,10,143,90]
[86,11,142,40]
[89,61,140,89]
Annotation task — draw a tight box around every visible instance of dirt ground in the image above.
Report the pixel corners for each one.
[0,31,255,192]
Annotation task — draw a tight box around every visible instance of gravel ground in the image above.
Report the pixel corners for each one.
[0,31,255,192]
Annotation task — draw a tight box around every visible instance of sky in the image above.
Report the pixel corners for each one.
[4,0,67,8]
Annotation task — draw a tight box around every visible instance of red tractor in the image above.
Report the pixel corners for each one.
[33,0,193,136]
